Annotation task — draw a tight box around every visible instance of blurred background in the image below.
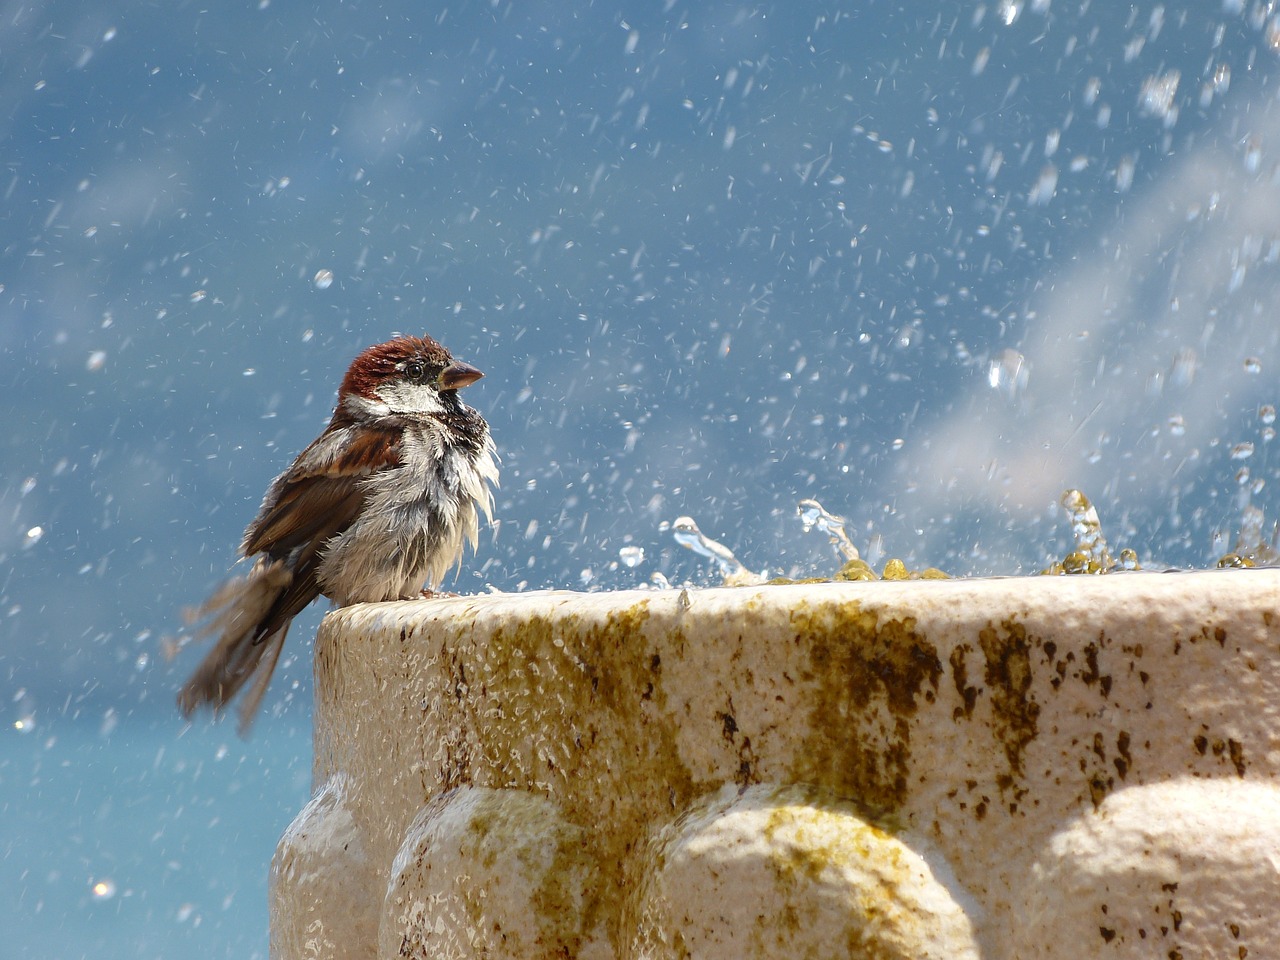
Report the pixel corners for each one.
[5,0,1280,955]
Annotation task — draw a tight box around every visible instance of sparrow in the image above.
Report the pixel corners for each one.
[175,334,499,733]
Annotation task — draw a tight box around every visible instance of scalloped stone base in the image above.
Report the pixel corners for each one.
[270,572,1280,959]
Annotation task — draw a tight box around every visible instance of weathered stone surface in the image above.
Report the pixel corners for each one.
[629,782,980,960]
[271,571,1280,958]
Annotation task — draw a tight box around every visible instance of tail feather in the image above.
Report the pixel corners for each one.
[175,559,294,727]
[232,625,289,736]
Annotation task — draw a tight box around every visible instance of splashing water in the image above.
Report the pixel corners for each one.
[618,545,645,569]
[1063,489,1111,566]
[1042,489,1127,574]
[796,499,860,561]
[670,516,762,584]
[1218,504,1280,567]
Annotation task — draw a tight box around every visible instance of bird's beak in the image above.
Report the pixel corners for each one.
[439,360,484,391]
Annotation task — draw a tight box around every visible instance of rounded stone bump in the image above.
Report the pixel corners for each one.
[1014,778,1280,958]
[271,775,377,960]
[380,785,607,960]
[630,783,980,960]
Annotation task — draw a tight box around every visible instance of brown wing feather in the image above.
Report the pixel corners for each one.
[178,418,405,732]
[245,474,371,556]
[253,483,367,636]
[242,423,403,557]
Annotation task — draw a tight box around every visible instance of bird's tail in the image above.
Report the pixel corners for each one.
[174,558,294,736]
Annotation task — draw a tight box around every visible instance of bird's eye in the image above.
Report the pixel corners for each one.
[403,360,426,381]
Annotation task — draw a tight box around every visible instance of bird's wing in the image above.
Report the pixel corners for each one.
[236,421,405,641]
[242,422,403,557]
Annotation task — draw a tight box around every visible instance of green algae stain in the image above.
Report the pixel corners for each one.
[429,789,601,960]
[758,787,933,960]
[472,599,702,954]
[790,601,943,811]
[949,644,978,720]
[977,620,1040,796]
[762,786,900,884]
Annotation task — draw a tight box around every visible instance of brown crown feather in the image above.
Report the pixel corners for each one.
[338,334,453,400]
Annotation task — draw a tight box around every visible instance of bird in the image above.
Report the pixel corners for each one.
[175,334,499,734]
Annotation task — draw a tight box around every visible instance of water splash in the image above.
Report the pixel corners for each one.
[1043,489,1138,574]
[797,498,860,561]
[670,516,762,584]
[1217,504,1280,567]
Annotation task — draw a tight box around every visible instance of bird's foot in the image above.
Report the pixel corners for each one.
[419,588,460,599]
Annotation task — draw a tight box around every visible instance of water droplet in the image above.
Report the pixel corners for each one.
[1167,414,1187,436]
[189,290,206,303]
[1115,155,1136,192]
[987,348,1029,401]
[1245,137,1263,174]
[1028,164,1059,205]
[619,546,645,569]
[1231,442,1255,460]
[1213,63,1231,94]
[1083,77,1101,107]
[1260,404,1277,425]
[91,879,117,901]
[1244,357,1263,374]
[313,269,334,290]
[1264,426,1277,442]
[1268,17,1280,52]
[1138,70,1181,122]
[23,526,44,548]
[1170,348,1198,387]
[86,350,106,372]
